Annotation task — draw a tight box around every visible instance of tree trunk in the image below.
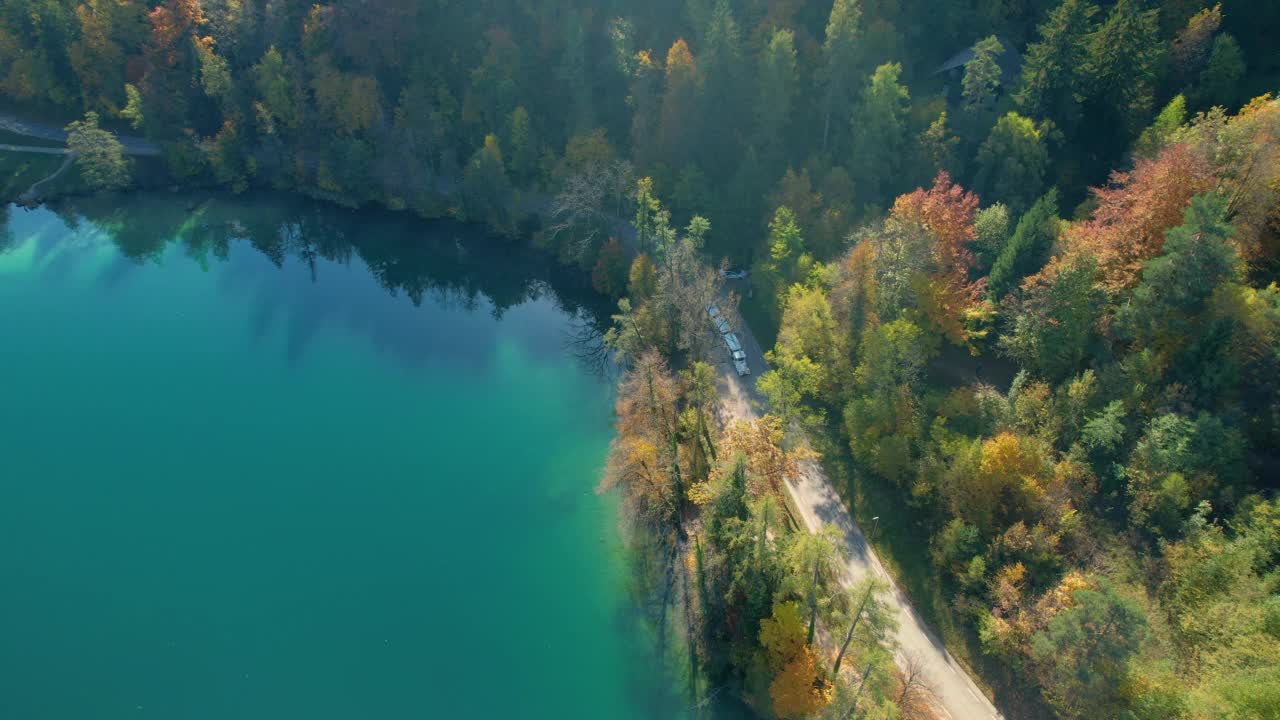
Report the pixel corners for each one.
[670,433,685,537]
[844,662,875,720]
[822,106,832,153]
[832,585,874,676]
[699,409,716,462]
[755,501,771,574]
[807,554,820,645]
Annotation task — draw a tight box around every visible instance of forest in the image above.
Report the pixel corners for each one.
[3,0,1280,718]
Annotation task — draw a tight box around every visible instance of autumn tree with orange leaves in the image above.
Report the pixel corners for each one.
[600,348,681,536]
[721,415,814,500]
[141,0,208,132]
[1048,143,1215,296]
[872,172,988,346]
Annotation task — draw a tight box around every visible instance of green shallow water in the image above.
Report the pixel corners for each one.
[0,195,697,719]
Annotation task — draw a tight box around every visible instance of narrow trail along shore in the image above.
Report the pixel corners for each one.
[714,294,1004,720]
[0,109,160,156]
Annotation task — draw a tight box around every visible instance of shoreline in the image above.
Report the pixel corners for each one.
[2,140,1003,720]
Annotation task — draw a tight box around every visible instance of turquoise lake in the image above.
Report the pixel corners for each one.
[0,195,696,718]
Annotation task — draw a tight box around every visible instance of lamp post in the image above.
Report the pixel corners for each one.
[870,516,880,540]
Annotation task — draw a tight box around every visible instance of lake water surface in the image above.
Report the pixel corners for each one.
[0,195,693,719]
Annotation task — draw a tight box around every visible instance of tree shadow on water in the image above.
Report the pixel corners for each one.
[21,190,615,371]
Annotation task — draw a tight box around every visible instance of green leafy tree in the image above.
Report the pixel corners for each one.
[1015,0,1098,134]
[918,110,961,181]
[1000,256,1103,381]
[633,176,663,255]
[844,318,933,484]
[973,202,1011,274]
[975,112,1050,212]
[755,28,798,166]
[850,63,910,207]
[753,206,808,325]
[932,518,983,577]
[1157,499,1280,714]
[777,524,844,645]
[65,111,130,191]
[1032,580,1150,719]
[767,207,805,278]
[698,0,745,178]
[1083,0,1164,138]
[1191,33,1244,111]
[196,41,231,102]
[1133,94,1186,159]
[963,36,1005,111]
[820,0,864,152]
[708,454,751,545]
[831,577,896,676]
[774,284,841,375]
[762,284,842,431]
[761,355,822,425]
[460,134,513,234]
[673,163,710,219]
[504,106,538,185]
[1115,194,1237,360]
[252,46,299,132]
[121,83,145,130]
[1124,413,1245,536]
[988,189,1060,298]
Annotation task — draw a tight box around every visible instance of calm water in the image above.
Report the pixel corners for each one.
[0,195,691,719]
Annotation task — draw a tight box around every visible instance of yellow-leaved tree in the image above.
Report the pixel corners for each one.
[759,601,806,672]
[769,645,831,718]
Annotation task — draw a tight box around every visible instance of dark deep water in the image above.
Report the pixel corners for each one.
[0,193,725,719]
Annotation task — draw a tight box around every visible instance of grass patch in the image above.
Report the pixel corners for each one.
[0,152,76,200]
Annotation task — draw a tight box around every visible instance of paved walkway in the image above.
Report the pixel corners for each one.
[0,110,160,156]
[713,287,1003,720]
[0,144,69,155]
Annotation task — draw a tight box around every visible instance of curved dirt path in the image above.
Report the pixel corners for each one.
[18,151,76,202]
[714,290,1004,720]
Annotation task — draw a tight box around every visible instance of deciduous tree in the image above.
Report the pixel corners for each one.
[770,645,831,718]
[1031,580,1149,719]
[975,112,1050,213]
[850,63,909,207]
[66,111,130,191]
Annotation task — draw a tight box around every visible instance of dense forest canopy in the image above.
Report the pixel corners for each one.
[4,1,1280,719]
[2,0,1275,262]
